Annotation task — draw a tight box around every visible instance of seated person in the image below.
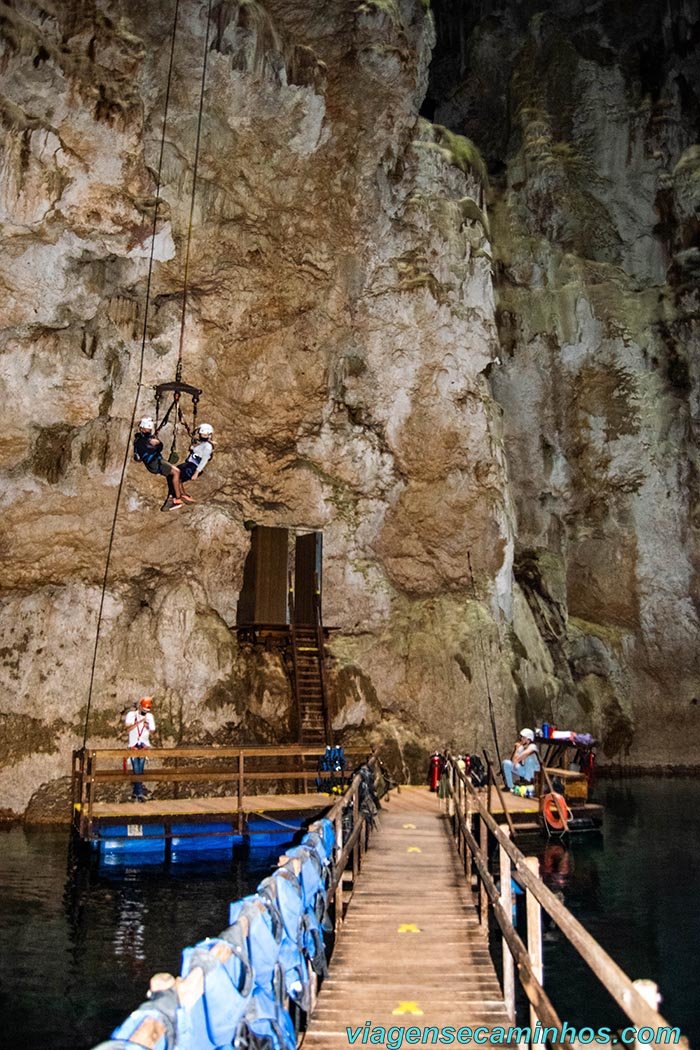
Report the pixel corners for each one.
[166,422,214,503]
[133,417,185,510]
[502,728,540,792]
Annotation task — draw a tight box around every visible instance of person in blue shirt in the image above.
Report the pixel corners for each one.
[133,417,186,510]
[502,728,541,792]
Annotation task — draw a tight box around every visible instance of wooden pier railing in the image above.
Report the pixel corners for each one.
[446,757,689,1050]
[71,744,365,842]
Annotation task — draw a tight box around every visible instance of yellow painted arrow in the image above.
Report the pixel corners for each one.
[392,1002,424,1016]
[402,823,416,829]
[407,846,422,853]
[397,923,421,933]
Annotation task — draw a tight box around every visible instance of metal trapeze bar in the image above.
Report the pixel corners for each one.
[154,381,202,398]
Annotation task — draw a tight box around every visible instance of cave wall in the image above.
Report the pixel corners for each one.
[1,0,698,817]
[427,0,700,765]
[0,0,526,816]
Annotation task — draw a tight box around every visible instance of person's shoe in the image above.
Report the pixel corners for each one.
[180,493,195,504]
[161,498,183,511]
[136,796,146,803]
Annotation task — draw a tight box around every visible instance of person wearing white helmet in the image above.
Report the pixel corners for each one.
[502,728,541,792]
[165,422,215,503]
[133,417,186,511]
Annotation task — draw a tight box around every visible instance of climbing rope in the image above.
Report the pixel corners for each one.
[176,0,214,384]
[82,0,218,747]
[466,549,504,772]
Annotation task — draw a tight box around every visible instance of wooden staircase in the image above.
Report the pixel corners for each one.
[291,623,331,747]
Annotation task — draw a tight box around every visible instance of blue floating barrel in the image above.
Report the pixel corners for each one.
[170,822,242,860]
[98,823,166,864]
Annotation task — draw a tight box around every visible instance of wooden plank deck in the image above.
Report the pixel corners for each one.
[305,786,514,1046]
[80,792,332,821]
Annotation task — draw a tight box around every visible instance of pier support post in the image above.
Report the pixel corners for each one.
[499,838,516,1023]
[524,855,543,1041]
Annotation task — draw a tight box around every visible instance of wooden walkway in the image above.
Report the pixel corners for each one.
[305,787,513,1046]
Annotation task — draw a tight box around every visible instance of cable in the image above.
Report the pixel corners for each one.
[468,550,501,772]
[175,0,214,383]
[82,0,182,747]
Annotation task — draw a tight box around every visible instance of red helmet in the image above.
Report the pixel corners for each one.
[139,697,153,710]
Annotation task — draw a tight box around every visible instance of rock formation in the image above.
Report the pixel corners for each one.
[427,0,700,766]
[0,0,697,816]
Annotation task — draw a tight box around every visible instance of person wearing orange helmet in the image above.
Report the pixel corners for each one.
[124,696,156,802]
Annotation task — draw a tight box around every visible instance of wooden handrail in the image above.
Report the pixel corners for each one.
[84,745,363,760]
[446,758,688,1047]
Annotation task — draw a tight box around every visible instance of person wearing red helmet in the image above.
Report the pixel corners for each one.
[125,696,156,802]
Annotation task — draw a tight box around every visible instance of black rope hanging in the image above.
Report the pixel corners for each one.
[82,0,214,747]
[152,0,213,462]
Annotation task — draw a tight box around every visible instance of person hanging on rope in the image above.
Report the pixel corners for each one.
[133,417,186,511]
[165,422,214,505]
[124,697,156,802]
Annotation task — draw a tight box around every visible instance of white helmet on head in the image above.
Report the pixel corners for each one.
[139,417,155,432]
[520,728,535,741]
[198,423,213,438]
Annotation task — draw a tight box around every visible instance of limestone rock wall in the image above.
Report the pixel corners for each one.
[2,0,698,817]
[0,0,523,816]
[428,0,700,766]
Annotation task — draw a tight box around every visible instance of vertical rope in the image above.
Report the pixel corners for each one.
[82,0,182,747]
[175,0,214,379]
[467,549,504,771]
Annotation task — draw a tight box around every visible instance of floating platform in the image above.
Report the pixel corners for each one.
[78,792,333,862]
[479,789,604,835]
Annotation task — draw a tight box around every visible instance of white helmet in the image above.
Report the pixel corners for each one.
[198,423,213,437]
[520,728,535,741]
[139,417,155,432]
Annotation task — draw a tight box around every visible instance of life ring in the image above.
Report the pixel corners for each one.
[541,791,570,832]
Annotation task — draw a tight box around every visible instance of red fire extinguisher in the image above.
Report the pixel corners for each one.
[428,752,442,792]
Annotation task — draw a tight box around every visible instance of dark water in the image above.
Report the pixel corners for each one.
[527,777,700,1044]
[0,779,698,1050]
[0,833,282,1050]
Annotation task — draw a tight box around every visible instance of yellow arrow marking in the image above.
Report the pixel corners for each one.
[397,923,421,933]
[392,1002,424,1016]
[407,846,422,853]
[402,822,416,829]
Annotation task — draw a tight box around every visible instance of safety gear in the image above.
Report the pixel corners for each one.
[133,432,161,467]
[198,422,213,437]
[520,728,535,741]
[139,697,153,710]
[139,417,155,432]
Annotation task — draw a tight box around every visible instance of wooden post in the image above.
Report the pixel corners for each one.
[479,812,489,929]
[334,810,344,932]
[633,981,661,1050]
[86,750,96,841]
[237,751,244,820]
[465,791,473,885]
[525,855,543,1038]
[499,839,516,1023]
[352,780,360,882]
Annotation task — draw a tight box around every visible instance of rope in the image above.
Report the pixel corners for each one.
[466,549,504,772]
[252,811,307,832]
[175,0,214,383]
[82,0,182,748]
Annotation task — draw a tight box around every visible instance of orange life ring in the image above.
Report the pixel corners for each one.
[541,791,570,832]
